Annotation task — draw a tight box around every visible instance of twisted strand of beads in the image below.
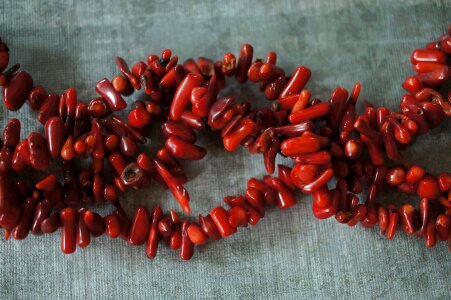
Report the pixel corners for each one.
[0,25,450,260]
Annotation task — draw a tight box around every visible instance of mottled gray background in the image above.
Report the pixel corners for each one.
[0,0,450,299]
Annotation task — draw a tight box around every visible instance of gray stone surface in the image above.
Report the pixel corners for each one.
[0,0,450,299]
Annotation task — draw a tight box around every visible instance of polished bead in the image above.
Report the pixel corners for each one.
[386,167,406,187]
[76,209,91,248]
[187,224,207,245]
[398,204,416,235]
[104,214,122,238]
[146,207,163,259]
[41,213,61,234]
[0,176,22,231]
[180,221,194,260]
[162,119,197,143]
[417,176,440,200]
[198,214,222,240]
[290,164,318,188]
[245,187,266,217]
[165,136,206,160]
[95,78,127,111]
[228,206,248,228]
[83,211,105,237]
[128,206,151,245]
[28,132,49,170]
[3,118,21,149]
[302,169,334,194]
[30,199,52,235]
[289,102,330,124]
[279,66,311,99]
[210,206,236,237]
[170,73,204,120]
[436,214,451,241]
[411,49,447,64]
[12,198,37,240]
[281,136,321,157]
[60,208,77,254]
[2,71,33,111]
[235,44,253,83]
[128,107,150,129]
[88,97,112,118]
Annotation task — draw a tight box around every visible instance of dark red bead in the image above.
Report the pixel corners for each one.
[3,71,33,111]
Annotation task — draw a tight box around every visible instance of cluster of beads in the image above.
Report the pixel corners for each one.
[0,25,449,260]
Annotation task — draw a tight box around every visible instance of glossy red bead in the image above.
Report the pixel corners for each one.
[60,208,77,254]
[146,207,163,259]
[289,102,330,124]
[417,176,440,200]
[104,214,122,238]
[228,206,248,228]
[31,199,52,235]
[28,132,49,170]
[279,66,311,99]
[198,214,222,240]
[11,198,37,240]
[223,118,256,151]
[165,136,206,160]
[187,224,207,245]
[128,206,151,245]
[0,176,22,231]
[170,73,204,120]
[180,221,194,260]
[162,119,197,143]
[128,107,150,129]
[411,49,447,64]
[210,206,236,237]
[235,44,253,83]
[281,135,321,157]
[3,71,33,111]
[96,78,127,111]
[83,210,105,237]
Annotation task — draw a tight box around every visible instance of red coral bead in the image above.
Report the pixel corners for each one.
[280,136,321,157]
[180,221,195,260]
[60,208,77,254]
[83,211,105,237]
[128,206,151,245]
[405,165,425,184]
[11,197,37,240]
[228,206,248,228]
[187,224,207,245]
[95,78,127,111]
[170,73,204,120]
[223,118,255,151]
[386,167,406,187]
[165,136,206,160]
[146,207,163,259]
[210,206,237,237]
[417,176,440,200]
[128,107,150,129]
[279,66,311,99]
[2,71,33,111]
[0,176,22,231]
[411,49,447,64]
[104,214,122,238]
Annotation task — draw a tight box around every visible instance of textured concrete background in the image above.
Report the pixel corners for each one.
[0,0,450,299]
